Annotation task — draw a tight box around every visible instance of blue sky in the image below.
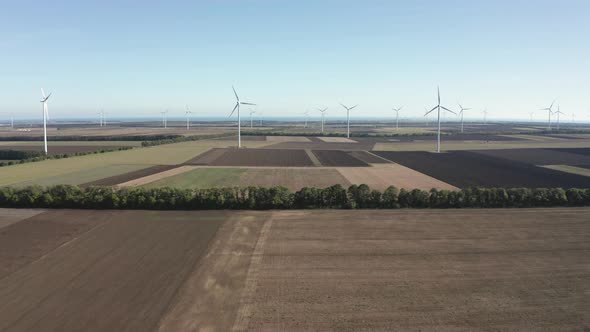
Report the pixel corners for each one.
[1,0,589,121]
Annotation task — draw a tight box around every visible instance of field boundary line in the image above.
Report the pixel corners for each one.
[231,215,274,331]
[304,149,323,167]
[364,150,394,163]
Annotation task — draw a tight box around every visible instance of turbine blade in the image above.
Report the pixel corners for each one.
[441,106,456,115]
[41,88,46,98]
[339,103,348,110]
[424,105,437,116]
[240,102,256,106]
[349,105,358,110]
[437,86,440,105]
[232,86,239,101]
[229,103,238,117]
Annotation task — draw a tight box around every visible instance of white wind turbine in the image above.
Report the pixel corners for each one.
[424,87,456,153]
[258,111,264,126]
[458,104,470,133]
[554,104,564,130]
[40,89,51,155]
[10,113,14,129]
[317,107,328,134]
[161,109,168,129]
[529,111,535,122]
[302,110,310,128]
[340,103,358,138]
[482,108,488,125]
[540,100,556,130]
[249,109,256,128]
[185,105,192,130]
[230,86,256,148]
[392,106,403,129]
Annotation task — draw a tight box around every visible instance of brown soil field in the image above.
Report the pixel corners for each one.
[209,148,314,167]
[0,209,225,332]
[472,148,590,165]
[0,208,45,230]
[80,165,178,187]
[312,150,369,166]
[239,168,351,191]
[0,145,130,155]
[183,148,228,165]
[348,150,392,163]
[264,140,376,151]
[337,164,458,190]
[265,136,311,142]
[116,165,196,187]
[1,208,589,331]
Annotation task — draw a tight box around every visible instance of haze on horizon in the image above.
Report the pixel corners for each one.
[0,0,588,121]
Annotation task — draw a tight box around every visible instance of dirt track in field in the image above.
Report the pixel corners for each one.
[337,164,458,190]
[0,210,224,332]
[0,208,44,230]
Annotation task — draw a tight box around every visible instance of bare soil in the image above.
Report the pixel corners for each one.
[472,148,590,165]
[183,148,228,165]
[116,165,196,187]
[312,150,369,167]
[348,150,392,163]
[238,168,351,191]
[337,164,458,190]
[209,148,314,167]
[0,210,225,332]
[80,165,178,187]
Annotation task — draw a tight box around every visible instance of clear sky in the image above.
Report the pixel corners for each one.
[1,0,589,121]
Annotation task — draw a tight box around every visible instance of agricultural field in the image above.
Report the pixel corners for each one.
[1,208,588,331]
[0,125,232,138]
[374,150,590,188]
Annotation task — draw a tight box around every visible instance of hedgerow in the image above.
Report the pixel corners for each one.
[0,185,588,210]
[0,147,134,168]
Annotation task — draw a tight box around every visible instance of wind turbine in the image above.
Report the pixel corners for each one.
[424,87,456,153]
[302,110,310,128]
[249,109,256,128]
[229,86,256,148]
[392,106,403,129]
[318,107,328,134]
[161,110,168,129]
[98,111,103,126]
[10,113,13,129]
[482,108,488,125]
[458,104,470,133]
[40,89,51,155]
[541,100,556,130]
[185,105,192,130]
[340,103,358,138]
[258,111,263,126]
[529,111,534,122]
[554,104,564,130]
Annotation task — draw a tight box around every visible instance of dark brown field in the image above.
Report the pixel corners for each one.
[0,208,589,331]
[312,150,369,167]
[80,165,179,187]
[207,148,314,167]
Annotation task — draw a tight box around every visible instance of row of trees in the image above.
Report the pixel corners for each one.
[141,133,234,147]
[1,184,589,210]
[0,134,184,142]
[240,130,438,138]
[0,150,44,160]
[0,147,133,167]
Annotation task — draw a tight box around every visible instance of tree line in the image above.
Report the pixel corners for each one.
[1,184,588,210]
[0,147,133,167]
[140,133,234,147]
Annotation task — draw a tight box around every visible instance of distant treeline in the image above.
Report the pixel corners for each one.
[0,150,44,160]
[0,147,133,167]
[0,134,184,142]
[240,130,439,138]
[140,133,234,147]
[1,184,588,210]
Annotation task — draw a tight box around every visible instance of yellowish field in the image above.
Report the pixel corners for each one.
[265,136,310,142]
[317,137,357,143]
[542,165,590,178]
[336,163,458,191]
[0,139,273,187]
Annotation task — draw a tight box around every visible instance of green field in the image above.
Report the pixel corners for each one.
[143,168,246,189]
[0,139,272,186]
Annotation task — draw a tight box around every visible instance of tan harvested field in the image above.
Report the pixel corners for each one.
[337,163,458,190]
[0,208,589,331]
[265,135,311,142]
[317,136,357,143]
[542,164,590,177]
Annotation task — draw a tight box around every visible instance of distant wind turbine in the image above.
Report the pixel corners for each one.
[230,86,256,148]
[10,113,14,129]
[340,103,358,138]
[258,111,264,126]
[529,111,534,122]
[424,87,456,153]
[249,109,256,128]
[392,106,403,129]
[185,105,192,130]
[540,100,556,130]
[161,110,169,129]
[554,104,564,130]
[482,108,488,125]
[318,107,328,134]
[458,104,470,133]
[40,88,51,155]
[303,110,310,128]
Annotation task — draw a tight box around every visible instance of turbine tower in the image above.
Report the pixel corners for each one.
[458,104,470,133]
[392,106,403,129]
[318,107,328,134]
[40,89,51,155]
[424,87,456,153]
[185,105,192,130]
[249,109,256,128]
[302,110,310,128]
[10,113,13,129]
[230,86,256,148]
[541,100,556,130]
[340,103,358,138]
[161,110,168,129]
[98,111,103,127]
[529,111,534,122]
[482,108,488,125]
[554,105,564,130]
